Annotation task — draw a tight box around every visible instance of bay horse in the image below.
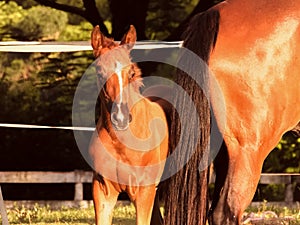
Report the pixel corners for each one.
[89,25,168,225]
[164,0,300,225]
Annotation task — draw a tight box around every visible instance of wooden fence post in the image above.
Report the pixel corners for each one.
[284,183,294,204]
[74,170,84,201]
[74,183,83,201]
[0,186,9,225]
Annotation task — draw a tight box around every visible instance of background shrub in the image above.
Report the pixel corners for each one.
[11,6,68,41]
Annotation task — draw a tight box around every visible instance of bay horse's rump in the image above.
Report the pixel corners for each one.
[210,0,300,154]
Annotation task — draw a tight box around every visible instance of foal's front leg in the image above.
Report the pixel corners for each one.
[92,174,119,225]
[131,185,157,225]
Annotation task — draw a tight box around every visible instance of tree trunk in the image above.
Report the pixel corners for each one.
[82,0,109,35]
[109,0,150,40]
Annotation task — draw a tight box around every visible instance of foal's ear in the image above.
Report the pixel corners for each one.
[120,25,137,50]
[91,25,112,57]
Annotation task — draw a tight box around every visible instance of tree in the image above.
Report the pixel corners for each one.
[4,0,223,40]
[27,0,217,40]
[108,0,150,40]
[10,6,68,41]
[32,0,110,36]
[29,0,151,40]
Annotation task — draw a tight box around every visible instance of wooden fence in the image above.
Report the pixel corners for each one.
[0,171,299,208]
[0,171,93,209]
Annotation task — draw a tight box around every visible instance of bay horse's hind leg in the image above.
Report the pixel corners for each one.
[92,173,119,225]
[209,141,229,219]
[209,145,264,225]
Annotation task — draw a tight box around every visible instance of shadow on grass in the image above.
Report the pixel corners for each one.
[113,217,135,225]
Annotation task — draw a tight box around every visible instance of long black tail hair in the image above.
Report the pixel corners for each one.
[164,8,220,225]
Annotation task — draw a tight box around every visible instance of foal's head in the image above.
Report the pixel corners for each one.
[91,25,143,131]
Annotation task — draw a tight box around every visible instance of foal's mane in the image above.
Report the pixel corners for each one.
[130,64,143,92]
[95,46,143,92]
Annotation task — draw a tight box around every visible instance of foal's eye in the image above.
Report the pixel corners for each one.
[129,69,135,79]
[130,72,135,79]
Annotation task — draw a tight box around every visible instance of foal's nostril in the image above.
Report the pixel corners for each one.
[110,106,131,130]
[129,113,132,123]
[111,112,118,123]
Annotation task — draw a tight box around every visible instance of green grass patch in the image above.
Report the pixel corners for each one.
[244,202,300,225]
[1,202,300,224]
[3,203,136,225]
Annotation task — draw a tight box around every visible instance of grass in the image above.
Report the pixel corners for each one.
[244,201,300,225]
[1,202,300,225]
[4,203,136,225]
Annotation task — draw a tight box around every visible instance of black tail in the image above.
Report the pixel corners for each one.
[164,9,220,225]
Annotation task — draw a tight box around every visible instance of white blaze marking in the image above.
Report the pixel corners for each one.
[115,61,125,122]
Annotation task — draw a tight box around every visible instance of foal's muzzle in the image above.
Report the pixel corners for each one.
[110,103,132,130]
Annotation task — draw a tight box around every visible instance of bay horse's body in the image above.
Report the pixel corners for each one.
[164,0,300,225]
[89,26,168,225]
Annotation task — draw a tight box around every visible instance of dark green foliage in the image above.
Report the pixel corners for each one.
[64,0,85,25]
[9,6,68,41]
[0,51,93,171]
[254,184,286,202]
[147,0,198,39]
[6,0,38,9]
[0,1,26,40]
[263,133,300,173]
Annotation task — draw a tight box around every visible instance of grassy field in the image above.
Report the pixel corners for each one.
[4,203,135,225]
[2,202,300,225]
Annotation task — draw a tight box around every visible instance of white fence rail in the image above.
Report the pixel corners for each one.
[0,41,182,52]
